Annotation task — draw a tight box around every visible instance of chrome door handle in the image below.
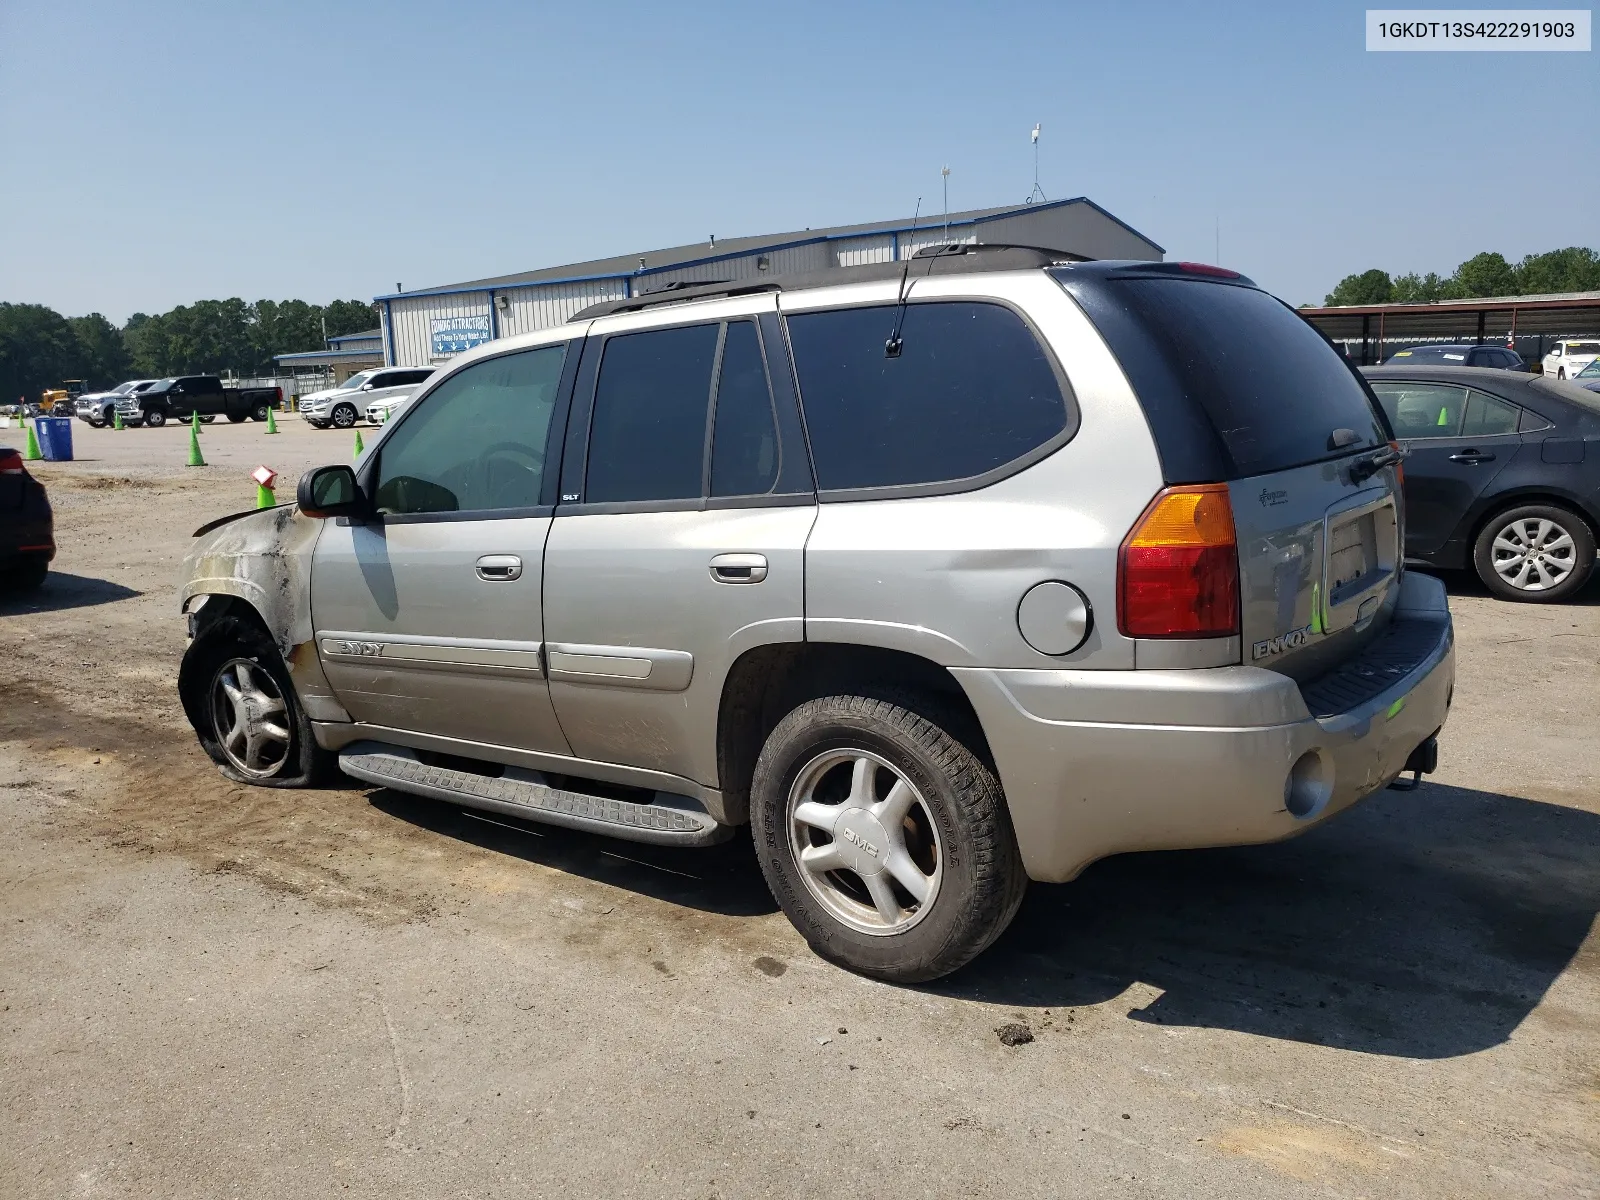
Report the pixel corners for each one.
[709,553,768,584]
[1448,450,1495,464]
[475,554,523,581]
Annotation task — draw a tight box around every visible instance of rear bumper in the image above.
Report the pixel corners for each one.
[954,572,1455,882]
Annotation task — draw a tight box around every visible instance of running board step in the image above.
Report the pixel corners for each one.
[338,742,730,847]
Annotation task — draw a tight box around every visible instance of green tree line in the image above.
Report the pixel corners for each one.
[0,297,377,404]
[1322,247,1600,307]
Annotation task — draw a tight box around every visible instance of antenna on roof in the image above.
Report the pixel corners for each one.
[941,166,951,240]
[885,197,921,359]
[1028,124,1046,204]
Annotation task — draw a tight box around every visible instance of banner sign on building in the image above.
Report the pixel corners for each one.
[431,314,492,356]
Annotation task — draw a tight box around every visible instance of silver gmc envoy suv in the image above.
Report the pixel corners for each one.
[177,247,1454,982]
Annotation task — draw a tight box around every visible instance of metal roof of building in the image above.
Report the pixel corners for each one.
[376,197,1163,301]
[1302,291,1600,339]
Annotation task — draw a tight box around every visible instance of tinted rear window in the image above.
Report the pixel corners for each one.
[586,324,717,504]
[1056,272,1387,480]
[785,301,1070,492]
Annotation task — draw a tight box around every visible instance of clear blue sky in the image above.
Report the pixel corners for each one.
[2,0,1594,322]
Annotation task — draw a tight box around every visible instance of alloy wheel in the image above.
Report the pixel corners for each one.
[787,748,943,935]
[209,658,292,778]
[1491,516,1576,593]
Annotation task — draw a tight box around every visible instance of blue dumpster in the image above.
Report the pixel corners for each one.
[37,417,74,461]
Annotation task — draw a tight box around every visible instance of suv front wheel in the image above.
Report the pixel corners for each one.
[750,694,1027,982]
[179,614,334,787]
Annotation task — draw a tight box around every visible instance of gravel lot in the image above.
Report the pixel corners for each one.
[3,418,1597,1198]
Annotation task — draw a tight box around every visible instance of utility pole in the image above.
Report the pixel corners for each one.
[941,166,950,240]
[1028,124,1046,204]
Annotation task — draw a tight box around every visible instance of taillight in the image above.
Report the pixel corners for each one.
[0,449,23,476]
[1118,484,1240,638]
[1175,261,1241,278]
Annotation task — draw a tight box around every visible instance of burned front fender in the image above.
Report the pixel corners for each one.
[180,505,350,723]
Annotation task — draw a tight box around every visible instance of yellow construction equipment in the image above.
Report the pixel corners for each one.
[37,380,86,417]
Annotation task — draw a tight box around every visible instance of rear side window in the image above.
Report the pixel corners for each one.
[586,324,718,504]
[1369,382,1467,438]
[785,301,1070,492]
[1058,274,1387,479]
[1462,391,1519,435]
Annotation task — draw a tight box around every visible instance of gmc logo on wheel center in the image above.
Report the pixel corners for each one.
[841,828,880,859]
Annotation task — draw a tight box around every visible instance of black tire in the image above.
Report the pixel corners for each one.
[331,403,357,429]
[250,404,269,422]
[144,408,166,428]
[88,415,105,428]
[1472,503,1596,603]
[307,421,328,430]
[1557,368,1566,380]
[178,613,336,788]
[4,555,49,592]
[749,693,1027,983]
[199,413,216,424]
[226,412,247,424]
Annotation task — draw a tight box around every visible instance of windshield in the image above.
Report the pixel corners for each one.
[1387,346,1468,363]
[110,381,137,394]
[1562,342,1600,356]
[1576,360,1600,378]
[336,371,377,391]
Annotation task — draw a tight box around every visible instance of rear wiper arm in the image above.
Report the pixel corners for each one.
[1349,444,1406,485]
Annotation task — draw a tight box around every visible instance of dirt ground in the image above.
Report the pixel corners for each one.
[2,417,1597,1199]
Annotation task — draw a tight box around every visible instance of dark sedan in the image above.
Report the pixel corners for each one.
[0,443,54,590]
[1362,366,1600,601]
[1383,344,1529,371]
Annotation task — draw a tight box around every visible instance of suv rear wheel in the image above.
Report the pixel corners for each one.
[749,694,1026,982]
[1473,503,1596,602]
[179,614,335,787]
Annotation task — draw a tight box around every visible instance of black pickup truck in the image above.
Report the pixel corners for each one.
[115,376,283,427]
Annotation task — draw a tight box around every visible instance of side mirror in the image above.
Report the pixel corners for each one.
[360,383,375,391]
[297,464,367,519]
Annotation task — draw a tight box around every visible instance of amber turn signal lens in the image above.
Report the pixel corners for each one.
[1118,484,1240,639]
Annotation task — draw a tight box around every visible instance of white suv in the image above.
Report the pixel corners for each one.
[1542,340,1600,380]
[300,368,434,429]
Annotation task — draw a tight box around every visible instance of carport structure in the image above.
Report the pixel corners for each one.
[1301,290,1600,364]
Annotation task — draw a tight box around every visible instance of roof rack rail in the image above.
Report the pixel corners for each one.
[568,243,1095,322]
[911,240,1093,263]
[572,280,783,321]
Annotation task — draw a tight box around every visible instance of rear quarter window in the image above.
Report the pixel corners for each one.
[1055,272,1387,481]
[784,301,1072,493]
